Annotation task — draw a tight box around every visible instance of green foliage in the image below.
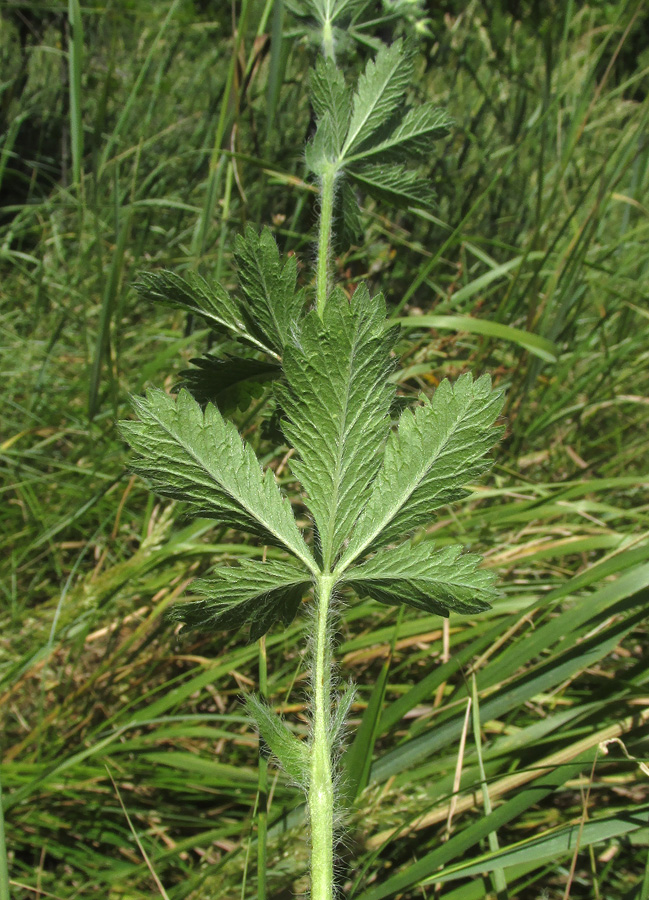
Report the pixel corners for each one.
[174,559,312,642]
[307,40,452,210]
[122,315,502,636]
[276,284,399,568]
[339,374,504,567]
[244,693,309,784]
[341,540,497,615]
[120,388,316,571]
[4,2,649,897]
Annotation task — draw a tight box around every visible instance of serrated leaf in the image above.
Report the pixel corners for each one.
[234,227,305,353]
[244,693,309,783]
[172,558,312,641]
[286,0,368,24]
[346,103,452,163]
[178,354,280,411]
[332,683,355,742]
[120,388,316,571]
[305,112,339,176]
[310,57,351,156]
[348,162,435,207]
[277,285,399,568]
[134,270,276,358]
[341,541,496,616]
[342,40,413,159]
[339,374,504,568]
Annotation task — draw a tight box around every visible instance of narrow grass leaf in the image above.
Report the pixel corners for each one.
[341,659,390,802]
[398,315,558,362]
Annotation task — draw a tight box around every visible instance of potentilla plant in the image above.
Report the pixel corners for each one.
[121,36,504,899]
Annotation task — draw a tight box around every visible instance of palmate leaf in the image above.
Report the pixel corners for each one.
[233,227,306,354]
[341,541,497,617]
[120,389,316,572]
[277,285,399,568]
[339,374,505,569]
[342,40,413,158]
[173,558,312,641]
[134,270,276,358]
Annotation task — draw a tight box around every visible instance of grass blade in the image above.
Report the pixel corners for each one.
[67,0,84,186]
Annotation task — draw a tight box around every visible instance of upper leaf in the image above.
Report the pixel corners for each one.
[277,285,398,568]
[233,227,306,354]
[120,388,316,571]
[348,162,435,207]
[173,558,312,641]
[345,102,452,163]
[342,40,413,158]
[286,0,369,25]
[134,270,276,358]
[338,374,505,569]
[340,540,496,617]
[310,57,351,157]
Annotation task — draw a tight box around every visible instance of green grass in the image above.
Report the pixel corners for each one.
[1,1,648,898]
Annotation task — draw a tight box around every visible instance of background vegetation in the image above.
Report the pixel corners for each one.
[1,0,648,897]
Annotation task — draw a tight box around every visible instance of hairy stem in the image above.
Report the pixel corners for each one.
[316,166,337,319]
[322,19,335,62]
[309,574,335,900]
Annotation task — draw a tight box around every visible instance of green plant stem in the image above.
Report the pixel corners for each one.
[309,573,335,900]
[0,768,10,900]
[257,634,268,900]
[322,19,335,62]
[316,166,337,318]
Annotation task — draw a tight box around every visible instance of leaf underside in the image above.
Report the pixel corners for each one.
[244,693,308,783]
[120,388,315,570]
[341,540,497,617]
[174,558,312,641]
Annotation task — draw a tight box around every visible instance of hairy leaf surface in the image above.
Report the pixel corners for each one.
[277,285,398,567]
[234,227,305,353]
[343,40,413,157]
[339,374,504,568]
[120,389,315,570]
[348,162,435,206]
[347,103,452,163]
[341,541,496,616]
[173,558,312,641]
[244,694,309,782]
[135,270,275,357]
[310,57,351,156]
